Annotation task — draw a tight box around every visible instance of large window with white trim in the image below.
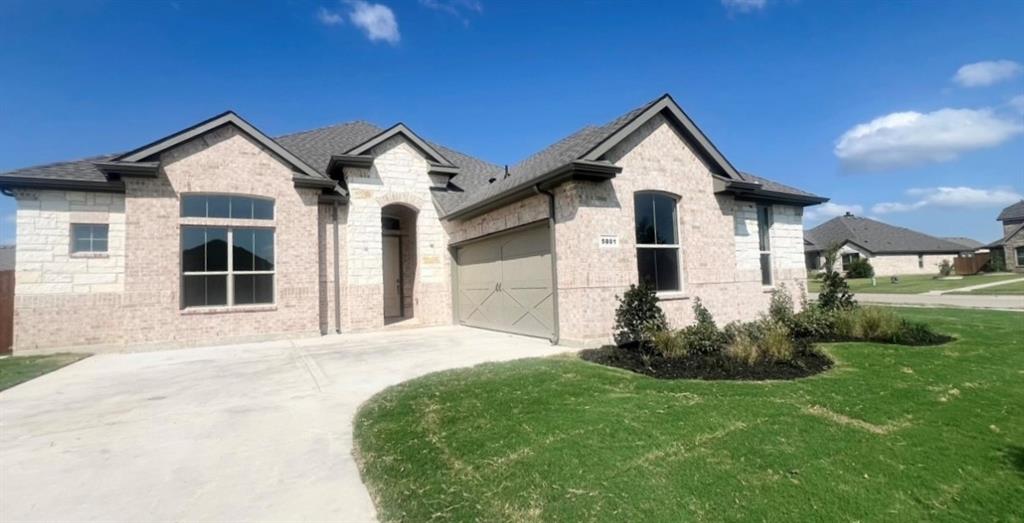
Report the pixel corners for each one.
[757,204,773,286]
[181,226,274,308]
[634,192,681,292]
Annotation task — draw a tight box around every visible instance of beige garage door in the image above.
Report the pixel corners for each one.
[456,224,554,339]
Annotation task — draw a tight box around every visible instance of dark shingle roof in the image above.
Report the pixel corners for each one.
[942,237,983,250]
[806,214,967,254]
[997,200,1024,222]
[1,95,822,217]
[986,222,1024,248]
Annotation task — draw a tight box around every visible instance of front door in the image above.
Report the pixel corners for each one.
[382,235,402,318]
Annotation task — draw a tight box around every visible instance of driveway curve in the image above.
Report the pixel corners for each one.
[0,326,565,523]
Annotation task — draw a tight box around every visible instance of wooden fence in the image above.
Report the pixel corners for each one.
[954,253,990,276]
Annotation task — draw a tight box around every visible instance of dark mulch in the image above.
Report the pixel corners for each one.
[579,346,834,381]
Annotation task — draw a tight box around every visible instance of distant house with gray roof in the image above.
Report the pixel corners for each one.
[804,213,965,276]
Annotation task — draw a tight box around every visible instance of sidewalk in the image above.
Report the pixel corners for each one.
[929,277,1024,295]
[810,292,1024,311]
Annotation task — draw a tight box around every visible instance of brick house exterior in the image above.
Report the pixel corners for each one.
[988,200,1024,272]
[1,95,827,352]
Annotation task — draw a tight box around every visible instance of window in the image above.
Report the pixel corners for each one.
[1016,246,1024,267]
[634,192,680,292]
[71,224,109,253]
[757,204,773,286]
[918,254,924,268]
[841,253,860,270]
[181,226,274,308]
[181,195,273,220]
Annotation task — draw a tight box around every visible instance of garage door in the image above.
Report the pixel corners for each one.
[455,224,554,339]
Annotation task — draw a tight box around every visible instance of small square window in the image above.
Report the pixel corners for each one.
[70,224,109,253]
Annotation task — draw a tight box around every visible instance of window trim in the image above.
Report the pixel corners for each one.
[757,204,773,286]
[1016,246,1024,267]
[70,223,110,254]
[634,190,683,293]
[180,225,276,310]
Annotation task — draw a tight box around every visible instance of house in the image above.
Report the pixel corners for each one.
[0,94,826,352]
[942,237,985,253]
[804,213,964,276]
[986,200,1024,272]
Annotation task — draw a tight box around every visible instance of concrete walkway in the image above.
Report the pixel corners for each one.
[811,292,1024,311]
[0,326,568,523]
[932,277,1024,295]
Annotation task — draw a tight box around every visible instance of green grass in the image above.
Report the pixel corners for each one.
[808,273,1021,294]
[949,279,1024,295]
[0,353,88,392]
[355,308,1024,522]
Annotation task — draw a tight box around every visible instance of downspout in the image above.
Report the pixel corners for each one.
[533,185,560,345]
[332,200,342,334]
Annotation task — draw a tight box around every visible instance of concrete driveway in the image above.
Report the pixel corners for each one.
[0,326,566,523]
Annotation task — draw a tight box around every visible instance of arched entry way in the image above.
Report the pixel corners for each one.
[381,204,418,323]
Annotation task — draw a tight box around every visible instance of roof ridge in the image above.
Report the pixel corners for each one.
[274,120,381,140]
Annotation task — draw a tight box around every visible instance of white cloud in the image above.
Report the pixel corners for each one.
[953,60,1023,87]
[1010,94,1024,114]
[316,6,345,25]
[872,186,1023,214]
[804,202,863,224]
[419,0,482,22]
[317,1,399,43]
[834,108,1023,171]
[721,0,766,13]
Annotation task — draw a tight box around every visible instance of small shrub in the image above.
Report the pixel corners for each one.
[817,271,856,312]
[723,319,795,365]
[650,329,686,359]
[937,259,954,277]
[680,298,727,356]
[851,306,903,341]
[767,284,795,325]
[845,258,875,278]
[790,305,837,340]
[613,283,667,350]
[892,321,951,346]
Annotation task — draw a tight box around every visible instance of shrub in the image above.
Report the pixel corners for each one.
[679,298,727,356]
[937,259,954,277]
[817,271,856,312]
[845,258,875,278]
[790,305,837,341]
[723,319,795,365]
[613,283,667,350]
[650,329,686,359]
[892,321,951,346]
[851,306,904,342]
[767,284,795,325]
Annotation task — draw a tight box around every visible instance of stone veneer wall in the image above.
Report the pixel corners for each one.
[342,136,453,330]
[13,190,128,349]
[1002,220,1024,272]
[549,114,807,347]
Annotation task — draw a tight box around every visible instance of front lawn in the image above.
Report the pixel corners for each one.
[0,353,88,392]
[355,308,1024,522]
[808,273,1020,294]
[949,279,1024,295]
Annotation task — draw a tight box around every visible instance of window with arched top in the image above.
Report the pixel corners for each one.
[634,191,681,292]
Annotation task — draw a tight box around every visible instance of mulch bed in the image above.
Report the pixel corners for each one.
[579,346,834,381]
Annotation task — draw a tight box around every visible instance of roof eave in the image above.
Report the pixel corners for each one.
[443,160,621,221]
[0,176,126,193]
[93,161,160,177]
[293,176,338,190]
[715,177,828,207]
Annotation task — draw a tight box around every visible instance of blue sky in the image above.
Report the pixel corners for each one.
[1,0,1022,244]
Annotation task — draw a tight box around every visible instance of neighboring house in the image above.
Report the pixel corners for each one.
[986,200,1024,272]
[0,94,826,352]
[942,237,985,253]
[804,213,964,276]
[0,245,15,271]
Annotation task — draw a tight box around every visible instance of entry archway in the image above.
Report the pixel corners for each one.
[381,203,418,323]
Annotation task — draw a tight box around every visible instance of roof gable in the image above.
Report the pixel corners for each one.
[579,94,745,181]
[344,123,455,167]
[116,111,326,182]
[997,200,1024,221]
